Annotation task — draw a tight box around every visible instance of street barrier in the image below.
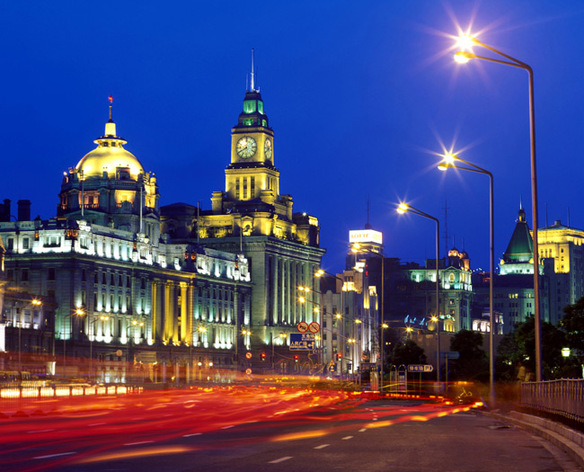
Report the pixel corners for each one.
[0,384,142,416]
[521,379,584,425]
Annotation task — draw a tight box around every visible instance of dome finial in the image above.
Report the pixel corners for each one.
[105,95,116,137]
[108,95,114,122]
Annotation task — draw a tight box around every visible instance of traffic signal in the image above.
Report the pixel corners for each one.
[336,353,342,361]
[294,355,299,363]
[260,352,266,361]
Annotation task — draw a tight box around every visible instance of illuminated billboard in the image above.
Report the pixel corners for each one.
[349,229,383,245]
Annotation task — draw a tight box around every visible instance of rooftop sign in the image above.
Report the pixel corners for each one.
[349,229,383,245]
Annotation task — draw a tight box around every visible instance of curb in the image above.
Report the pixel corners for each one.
[483,410,584,470]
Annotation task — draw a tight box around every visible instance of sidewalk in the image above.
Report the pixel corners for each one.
[484,409,584,470]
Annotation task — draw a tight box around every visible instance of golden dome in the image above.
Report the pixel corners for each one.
[76,119,144,179]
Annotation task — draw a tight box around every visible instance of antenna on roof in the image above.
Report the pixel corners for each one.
[568,207,571,227]
[365,197,371,229]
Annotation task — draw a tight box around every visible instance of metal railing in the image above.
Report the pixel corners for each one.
[521,379,584,424]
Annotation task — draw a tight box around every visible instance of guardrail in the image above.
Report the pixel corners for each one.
[521,379,584,425]
[0,384,143,417]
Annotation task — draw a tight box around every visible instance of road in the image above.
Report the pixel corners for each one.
[1,387,579,471]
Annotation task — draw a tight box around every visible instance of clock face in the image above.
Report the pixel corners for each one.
[264,139,273,160]
[236,136,257,158]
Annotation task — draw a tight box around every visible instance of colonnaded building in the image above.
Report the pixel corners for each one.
[0,67,326,380]
[0,102,254,382]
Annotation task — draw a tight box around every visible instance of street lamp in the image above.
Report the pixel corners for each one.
[438,151,495,401]
[351,244,385,391]
[397,202,441,384]
[454,34,542,382]
[89,315,109,381]
[18,299,42,373]
[63,308,86,375]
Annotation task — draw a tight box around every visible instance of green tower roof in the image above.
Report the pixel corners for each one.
[502,206,533,263]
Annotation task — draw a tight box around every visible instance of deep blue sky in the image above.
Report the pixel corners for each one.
[1,1,583,274]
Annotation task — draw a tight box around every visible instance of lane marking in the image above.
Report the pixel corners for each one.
[342,436,354,440]
[89,423,106,427]
[314,444,330,449]
[269,456,293,464]
[183,433,202,437]
[221,425,234,430]
[28,429,55,434]
[359,428,367,432]
[124,441,154,446]
[34,452,77,460]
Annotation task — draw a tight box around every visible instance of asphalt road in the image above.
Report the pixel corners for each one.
[48,398,579,472]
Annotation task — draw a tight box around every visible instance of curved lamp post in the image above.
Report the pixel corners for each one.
[438,152,495,401]
[454,34,541,382]
[397,202,441,384]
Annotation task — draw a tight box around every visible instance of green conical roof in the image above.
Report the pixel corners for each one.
[502,207,533,263]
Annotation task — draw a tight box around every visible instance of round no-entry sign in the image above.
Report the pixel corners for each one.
[297,321,309,333]
[308,321,320,334]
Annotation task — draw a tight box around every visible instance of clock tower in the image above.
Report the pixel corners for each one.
[225,54,279,206]
[161,53,325,364]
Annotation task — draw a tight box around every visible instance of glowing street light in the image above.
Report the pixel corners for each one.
[454,33,542,381]
[397,201,441,384]
[438,151,495,400]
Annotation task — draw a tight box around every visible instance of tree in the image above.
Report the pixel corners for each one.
[449,330,488,382]
[558,297,584,377]
[561,296,584,355]
[389,339,426,367]
[496,316,567,380]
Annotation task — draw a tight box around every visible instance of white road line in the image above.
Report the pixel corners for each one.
[34,452,77,460]
[314,444,330,449]
[359,428,367,432]
[28,429,55,434]
[183,433,202,437]
[123,440,154,446]
[89,423,106,427]
[221,425,234,430]
[342,436,354,440]
[269,456,293,464]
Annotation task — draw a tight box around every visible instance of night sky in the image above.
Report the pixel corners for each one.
[1,1,583,275]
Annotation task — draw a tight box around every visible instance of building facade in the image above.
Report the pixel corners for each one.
[1,106,253,381]
[161,77,325,370]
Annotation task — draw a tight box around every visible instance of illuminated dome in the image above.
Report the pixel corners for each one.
[76,115,144,179]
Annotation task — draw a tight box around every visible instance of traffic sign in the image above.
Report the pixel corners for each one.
[407,364,434,373]
[297,321,309,333]
[290,333,315,351]
[245,351,252,359]
[440,351,460,359]
[308,321,320,334]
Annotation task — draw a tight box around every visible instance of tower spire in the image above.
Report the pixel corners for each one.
[250,49,258,92]
[108,95,113,122]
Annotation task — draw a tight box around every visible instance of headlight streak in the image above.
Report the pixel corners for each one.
[0,384,482,472]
